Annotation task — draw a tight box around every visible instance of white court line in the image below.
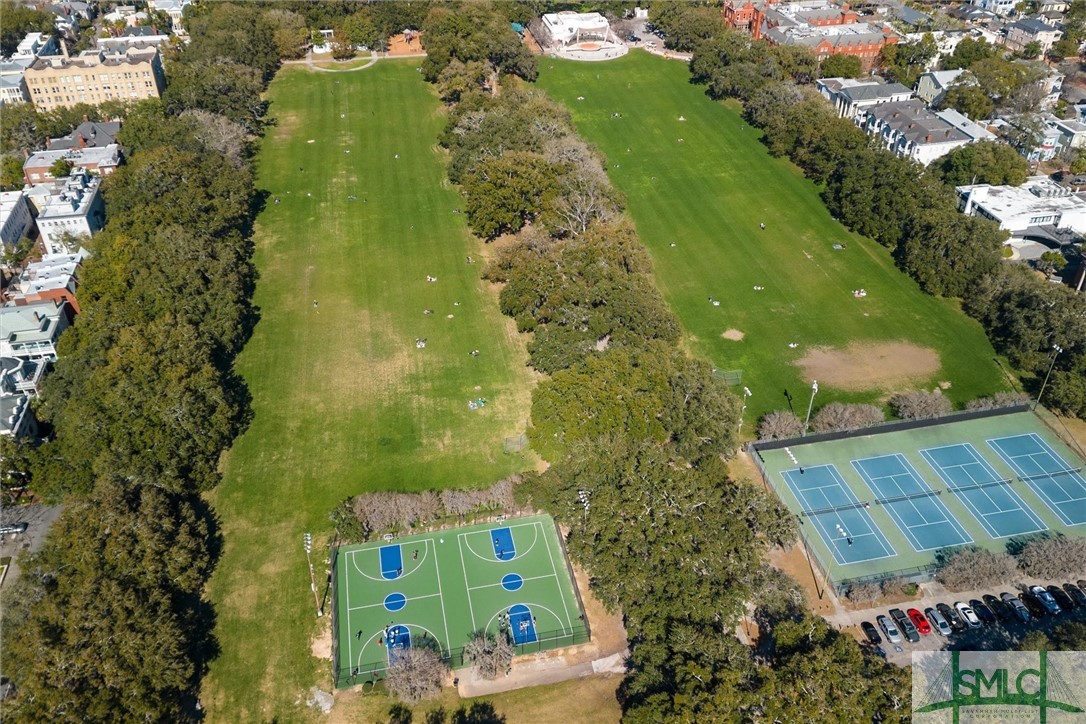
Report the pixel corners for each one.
[466,572,558,592]
[456,534,478,631]
[346,549,354,669]
[542,527,574,630]
[429,537,452,655]
[988,435,1086,526]
[348,592,442,612]
[460,522,540,564]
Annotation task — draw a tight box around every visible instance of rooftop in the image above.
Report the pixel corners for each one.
[867,100,970,144]
[29,45,158,72]
[923,69,967,89]
[35,171,101,220]
[1010,17,1060,33]
[48,120,121,150]
[24,145,121,176]
[0,300,67,346]
[958,176,1086,222]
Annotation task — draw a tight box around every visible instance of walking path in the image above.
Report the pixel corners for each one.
[457,649,628,697]
[281,50,428,74]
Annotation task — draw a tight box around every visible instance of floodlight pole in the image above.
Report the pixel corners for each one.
[737,386,753,436]
[305,532,323,617]
[1035,344,1063,410]
[803,380,818,436]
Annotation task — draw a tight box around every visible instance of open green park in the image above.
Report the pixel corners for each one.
[536,52,1008,419]
[202,61,537,720]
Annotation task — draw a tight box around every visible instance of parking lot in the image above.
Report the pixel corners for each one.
[853,580,1086,666]
[0,505,62,588]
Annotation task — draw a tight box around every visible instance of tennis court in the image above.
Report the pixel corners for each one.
[332,514,586,687]
[988,433,1086,527]
[753,409,1086,593]
[782,465,896,565]
[920,443,1048,538]
[852,454,973,551]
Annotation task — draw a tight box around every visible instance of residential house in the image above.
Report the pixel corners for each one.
[970,0,1016,17]
[0,191,34,249]
[97,26,171,53]
[958,176,1086,234]
[23,144,122,185]
[817,77,914,119]
[1039,0,1070,13]
[1047,116,1086,153]
[903,30,968,69]
[47,1,95,35]
[916,69,967,106]
[0,383,36,438]
[146,0,192,35]
[1,356,46,397]
[46,119,121,151]
[4,252,83,313]
[0,64,29,104]
[1004,18,1062,54]
[24,44,165,112]
[32,170,104,255]
[856,99,991,164]
[0,299,72,361]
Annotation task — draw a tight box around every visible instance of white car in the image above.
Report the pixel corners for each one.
[925,607,952,637]
[955,601,981,628]
[877,614,902,643]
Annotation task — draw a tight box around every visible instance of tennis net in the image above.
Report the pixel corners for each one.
[1018,467,1083,483]
[875,489,940,506]
[801,501,868,517]
[947,477,1014,493]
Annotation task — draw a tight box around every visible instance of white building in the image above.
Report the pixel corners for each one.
[971,0,1017,17]
[98,26,171,53]
[0,191,35,249]
[856,100,992,165]
[958,176,1086,234]
[541,12,617,46]
[147,0,192,35]
[916,69,967,105]
[0,32,58,105]
[33,170,104,255]
[0,299,72,361]
[817,77,914,120]
[13,32,58,62]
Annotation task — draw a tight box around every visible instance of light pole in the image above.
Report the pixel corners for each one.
[737,386,753,436]
[1035,344,1064,410]
[803,380,819,436]
[304,532,323,617]
[577,490,590,526]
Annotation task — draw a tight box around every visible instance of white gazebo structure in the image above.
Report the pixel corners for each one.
[541,12,626,61]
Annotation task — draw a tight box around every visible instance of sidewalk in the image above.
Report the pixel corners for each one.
[457,649,627,697]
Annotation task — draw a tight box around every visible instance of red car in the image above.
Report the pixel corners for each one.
[908,608,932,635]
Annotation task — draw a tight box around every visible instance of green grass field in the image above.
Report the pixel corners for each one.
[536,52,1008,418]
[202,61,536,720]
[334,515,585,686]
[755,410,1086,588]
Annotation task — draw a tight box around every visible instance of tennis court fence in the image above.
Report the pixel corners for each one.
[795,523,938,596]
[333,624,591,688]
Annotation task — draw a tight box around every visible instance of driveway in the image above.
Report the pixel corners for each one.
[0,504,63,588]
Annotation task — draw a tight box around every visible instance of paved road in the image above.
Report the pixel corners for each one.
[0,504,63,588]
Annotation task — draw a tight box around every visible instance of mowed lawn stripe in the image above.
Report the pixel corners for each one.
[536,52,1004,416]
[203,62,534,720]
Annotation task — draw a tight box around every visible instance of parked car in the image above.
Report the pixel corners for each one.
[1020,591,1048,618]
[955,601,982,628]
[970,599,996,625]
[938,602,967,632]
[1002,592,1032,622]
[925,607,953,637]
[984,594,1013,623]
[1047,585,1076,611]
[890,608,920,643]
[1064,583,1086,608]
[908,608,932,635]
[1029,585,1062,615]
[861,621,882,644]
[878,614,902,643]
[0,522,27,535]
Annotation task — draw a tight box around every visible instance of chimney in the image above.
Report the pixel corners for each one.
[76,133,86,149]
[82,114,89,123]
[45,137,52,149]
[926,134,933,142]
[60,39,69,59]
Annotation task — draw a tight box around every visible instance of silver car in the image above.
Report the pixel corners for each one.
[878,614,902,643]
[925,607,952,636]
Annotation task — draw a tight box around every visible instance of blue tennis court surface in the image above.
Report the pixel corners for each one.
[852,454,973,551]
[781,465,896,565]
[989,434,1086,527]
[508,603,537,644]
[491,528,515,561]
[920,444,1048,538]
[380,544,402,579]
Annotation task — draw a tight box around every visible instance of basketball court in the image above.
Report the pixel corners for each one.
[332,514,586,687]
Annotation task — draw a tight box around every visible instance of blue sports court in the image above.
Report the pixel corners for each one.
[781,465,896,565]
[989,433,1086,527]
[921,443,1048,538]
[852,454,973,551]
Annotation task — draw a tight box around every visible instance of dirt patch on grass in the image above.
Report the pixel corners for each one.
[722,328,745,341]
[795,342,940,391]
[311,621,332,660]
[570,559,628,658]
[387,33,423,56]
[767,543,837,617]
[271,111,301,143]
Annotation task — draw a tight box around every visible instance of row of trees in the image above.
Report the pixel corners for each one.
[426,6,910,718]
[0,3,276,717]
[934,537,1086,591]
[681,20,1086,418]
